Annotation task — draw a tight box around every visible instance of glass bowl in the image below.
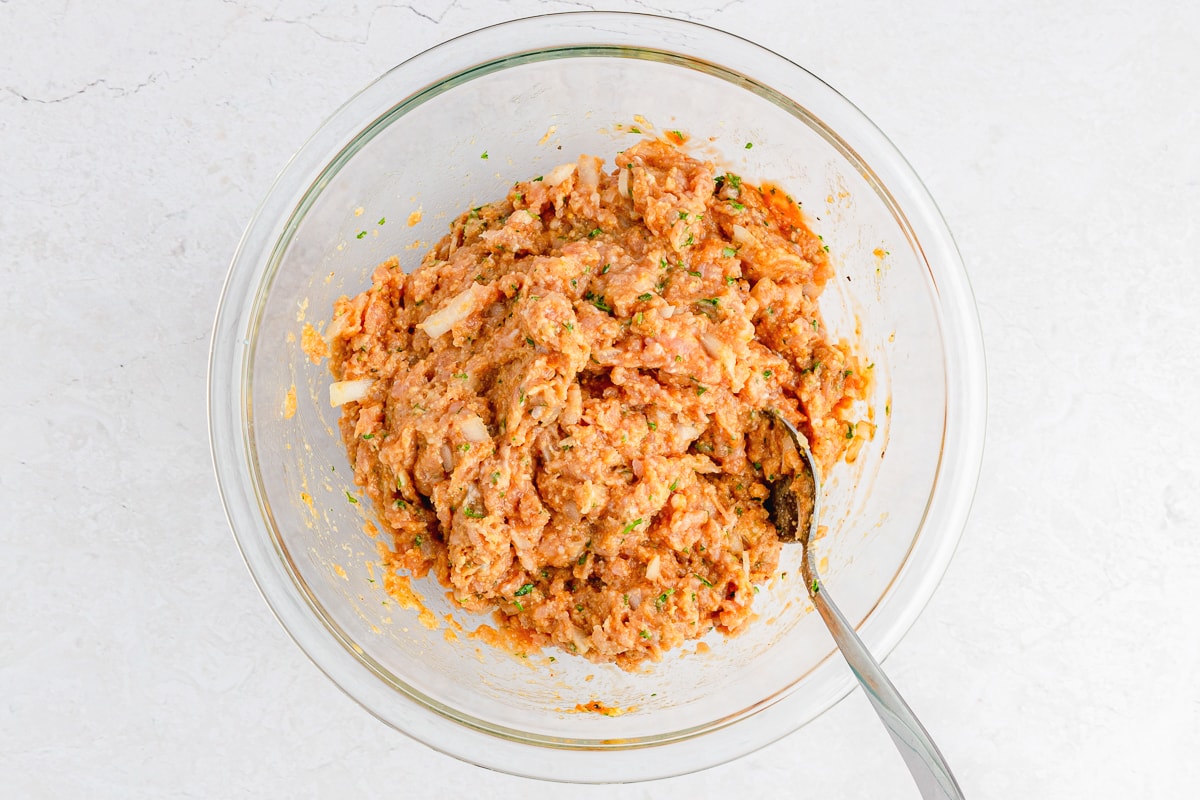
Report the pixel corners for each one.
[208,11,985,783]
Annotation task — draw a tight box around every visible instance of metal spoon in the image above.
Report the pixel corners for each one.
[766,411,966,800]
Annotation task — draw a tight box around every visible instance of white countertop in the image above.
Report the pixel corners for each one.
[3,1,1198,797]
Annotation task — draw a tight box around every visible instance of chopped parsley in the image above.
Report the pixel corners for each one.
[728,201,746,211]
[355,230,367,239]
[360,433,374,439]
[647,421,658,431]
[480,151,488,159]
[655,589,674,610]
[763,369,773,379]
[722,246,737,257]
[745,141,753,149]
[585,291,612,313]
[639,629,650,640]
[514,583,534,597]
[698,297,720,307]
[588,227,603,239]
[693,573,714,588]
[620,519,644,535]
[377,217,386,225]
[345,491,358,504]
[461,506,485,519]
[638,292,653,301]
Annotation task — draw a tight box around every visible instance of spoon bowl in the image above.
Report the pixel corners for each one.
[766,411,966,800]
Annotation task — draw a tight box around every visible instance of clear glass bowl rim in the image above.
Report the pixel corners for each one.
[208,10,987,783]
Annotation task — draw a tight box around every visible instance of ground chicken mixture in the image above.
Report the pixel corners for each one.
[325,139,869,669]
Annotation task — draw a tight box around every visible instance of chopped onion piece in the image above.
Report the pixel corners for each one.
[329,378,373,407]
[417,283,489,339]
[577,155,600,193]
[700,332,726,360]
[544,162,576,187]
[508,209,535,226]
[461,415,490,443]
[731,224,756,248]
[645,554,662,581]
[618,166,630,198]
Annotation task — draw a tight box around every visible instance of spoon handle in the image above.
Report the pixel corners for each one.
[809,577,966,800]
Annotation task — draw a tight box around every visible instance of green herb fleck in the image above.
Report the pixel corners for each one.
[729,201,745,211]
[668,479,679,492]
[525,336,535,346]
[810,579,820,594]
[514,583,534,597]
[655,590,675,610]
[693,573,714,588]
[356,230,367,239]
[345,491,358,504]
[745,142,753,149]
[360,433,374,440]
[461,506,485,519]
[846,422,857,440]
[585,291,612,313]
[763,369,773,379]
[630,126,642,134]
[698,297,719,307]
[647,421,658,431]
[638,292,653,301]
[588,227,603,239]
[639,629,650,640]
[491,471,501,485]
[480,151,488,159]
[454,372,468,381]
[620,519,644,535]
[722,246,737,257]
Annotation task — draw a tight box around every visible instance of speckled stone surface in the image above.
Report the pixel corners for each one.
[3,1,1198,797]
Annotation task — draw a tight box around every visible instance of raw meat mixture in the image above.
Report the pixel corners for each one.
[325,140,869,669]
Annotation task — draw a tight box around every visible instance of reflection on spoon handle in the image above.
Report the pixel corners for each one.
[807,572,966,800]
